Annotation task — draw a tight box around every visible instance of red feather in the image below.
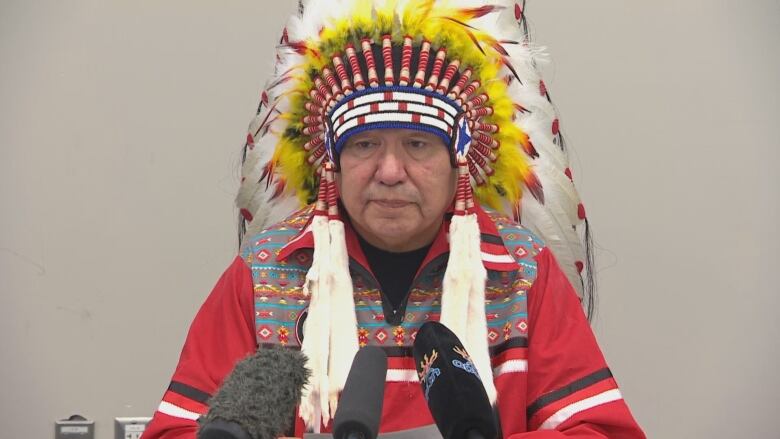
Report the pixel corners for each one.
[270,179,287,200]
[524,139,539,159]
[259,115,280,137]
[437,17,485,54]
[279,27,289,44]
[524,171,545,204]
[278,41,319,59]
[266,66,297,91]
[253,98,284,138]
[493,41,511,56]
[260,161,274,184]
[513,201,522,222]
[456,5,504,19]
[498,55,521,82]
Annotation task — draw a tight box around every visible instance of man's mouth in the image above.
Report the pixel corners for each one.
[372,199,412,208]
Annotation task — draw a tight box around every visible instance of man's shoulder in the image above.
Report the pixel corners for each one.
[480,206,545,261]
[239,205,314,261]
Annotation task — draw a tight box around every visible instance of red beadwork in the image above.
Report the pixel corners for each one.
[448,68,472,99]
[426,48,447,90]
[302,125,323,136]
[472,131,494,145]
[318,169,328,201]
[476,136,500,149]
[326,171,339,217]
[304,102,322,114]
[455,162,469,212]
[333,55,353,94]
[459,80,481,102]
[322,68,344,101]
[361,38,379,87]
[309,89,326,106]
[468,107,494,118]
[468,148,486,167]
[470,140,497,161]
[400,36,413,86]
[414,41,431,88]
[475,122,499,133]
[303,114,322,125]
[314,77,332,102]
[469,149,495,175]
[467,159,485,186]
[436,60,460,94]
[303,134,325,151]
[382,35,394,86]
[345,44,365,90]
[308,144,326,162]
[322,68,338,89]
[467,93,489,109]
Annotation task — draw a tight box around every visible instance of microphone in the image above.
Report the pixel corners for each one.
[198,345,310,439]
[412,322,497,439]
[332,346,388,439]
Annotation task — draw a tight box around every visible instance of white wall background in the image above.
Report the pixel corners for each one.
[1,1,777,438]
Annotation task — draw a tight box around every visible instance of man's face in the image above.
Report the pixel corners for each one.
[336,128,456,252]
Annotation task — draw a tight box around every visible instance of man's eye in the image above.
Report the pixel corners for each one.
[342,139,378,158]
[408,140,428,148]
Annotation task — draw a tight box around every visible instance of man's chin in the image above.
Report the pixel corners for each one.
[364,218,412,237]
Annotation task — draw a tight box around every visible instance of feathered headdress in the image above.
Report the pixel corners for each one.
[236,0,593,430]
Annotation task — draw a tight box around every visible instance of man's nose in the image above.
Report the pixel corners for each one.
[374,145,407,185]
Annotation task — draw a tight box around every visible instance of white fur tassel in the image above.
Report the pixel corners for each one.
[441,213,497,404]
[462,213,496,404]
[440,215,472,338]
[299,214,332,430]
[326,218,360,418]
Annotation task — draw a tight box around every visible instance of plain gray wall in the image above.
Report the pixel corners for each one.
[1,1,778,438]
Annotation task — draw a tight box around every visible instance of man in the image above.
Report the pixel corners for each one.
[144,1,645,437]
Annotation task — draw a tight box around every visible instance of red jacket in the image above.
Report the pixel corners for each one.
[143,206,644,438]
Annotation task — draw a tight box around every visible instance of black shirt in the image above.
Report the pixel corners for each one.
[357,234,431,325]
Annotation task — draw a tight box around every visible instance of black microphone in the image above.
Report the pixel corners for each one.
[198,345,310,439]
[332,346,388,439]
[412,322,497,439]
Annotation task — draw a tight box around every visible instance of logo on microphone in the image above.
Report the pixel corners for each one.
[418,349,441,401]
[452,346,480,378]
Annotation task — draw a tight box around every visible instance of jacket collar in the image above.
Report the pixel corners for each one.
[277,203,520,272]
